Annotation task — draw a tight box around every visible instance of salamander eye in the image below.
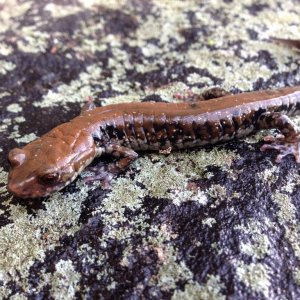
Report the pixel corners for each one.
[39,173,60,185]
[8,148,26,167]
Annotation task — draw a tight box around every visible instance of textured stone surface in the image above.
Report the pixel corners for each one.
[1,0,300,299]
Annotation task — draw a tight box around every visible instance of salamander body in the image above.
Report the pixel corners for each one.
[7,86,300,198]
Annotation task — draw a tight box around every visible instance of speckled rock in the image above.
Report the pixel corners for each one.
[1,0,300,299]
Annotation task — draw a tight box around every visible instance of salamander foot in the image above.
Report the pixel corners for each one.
[260,136,300,163]
[83,165,117,189]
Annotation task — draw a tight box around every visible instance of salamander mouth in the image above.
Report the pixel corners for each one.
[7,180,70,199]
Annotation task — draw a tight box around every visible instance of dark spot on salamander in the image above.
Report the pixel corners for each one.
[105,124,117,139]
[114,127,126,140]
[253,108,267,127]
[280,103,289,114]
[188,102,198,108]
[232,116,243,131]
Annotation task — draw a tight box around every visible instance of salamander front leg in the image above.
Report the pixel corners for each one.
[259,112,300,163]
[81,96,96,113]
[84,144,138,188]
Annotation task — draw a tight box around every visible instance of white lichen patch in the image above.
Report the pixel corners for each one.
[202,217,217,228]
[49,259,81,300]
[6,103,22,113]
[240,234,271,259]
[0,60,16,75]
[172,275,225,300]
[0,180,88,288]
[279,172,300,194]
[17,26,50,53]
[236,262,271,297]
[0,43,13,56]
[0,91,10,98]
[78,0,128,10]
[0,0,32,33]
[44,3,82,18]
[14,133,38,144]
[170,188,208,206]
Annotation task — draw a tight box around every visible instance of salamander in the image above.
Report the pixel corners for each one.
[7,86,300,198]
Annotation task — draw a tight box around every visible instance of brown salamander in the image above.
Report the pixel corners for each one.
[7,86,300,198]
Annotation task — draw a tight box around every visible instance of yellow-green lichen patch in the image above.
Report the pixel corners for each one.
[279,172,300,194]
[9,293,27,300]
[234,219,272,259]
[207,184,227,201]
[172,275,225,300]
[101,177,145,212]
[236,262,271,297]
[33,64,103,108]
[272,192,296,224]
[135,155,188,200]
[131,0,300,92]
[243,129,277,144]
[49,259,81,300]
[187,73,214,86]
[134,147,238,203]
[294,269,300,286]
[101,93,142,106]
[150,246,193,292]
[0,180,88,287]
[93,177,148,241]
[145,82,190,102]
[0,60,16,75]
[284,225,300,259]
[257,166,279,185]
[6,103,23,113]
[0,168,9,198]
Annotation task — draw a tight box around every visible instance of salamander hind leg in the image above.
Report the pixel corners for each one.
[174,87,231,102]
[200,87,232,100]
[84,144,138,188]
[259,112,300,163]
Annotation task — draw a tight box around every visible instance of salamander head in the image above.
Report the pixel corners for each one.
[7,131,96,199]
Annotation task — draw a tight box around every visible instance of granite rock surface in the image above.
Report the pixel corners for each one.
[0,0,300,299]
